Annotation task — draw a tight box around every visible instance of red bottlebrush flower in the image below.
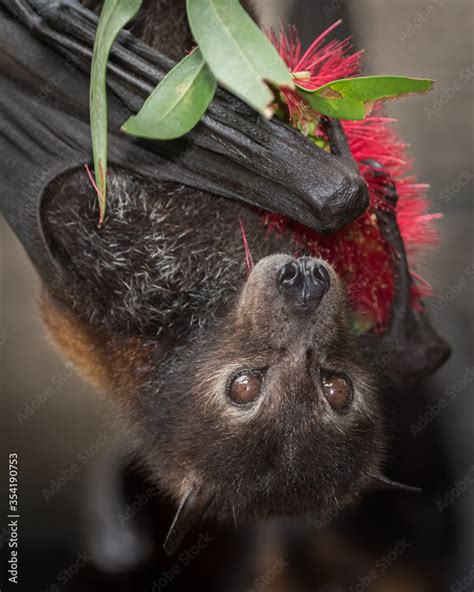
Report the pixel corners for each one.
[268,20,362,128]
[263,22,439,332]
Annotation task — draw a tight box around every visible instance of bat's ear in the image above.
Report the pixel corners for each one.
[163,486,209,556]
[365,473,422,495]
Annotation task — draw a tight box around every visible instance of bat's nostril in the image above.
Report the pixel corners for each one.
[277,261,299,287]
[276,258,330,307]
[311,262,330,288]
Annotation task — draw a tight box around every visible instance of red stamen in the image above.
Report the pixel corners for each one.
[239,219,254,275]
[84,163,104,201]
[294,19,342,71]
[411,270,433,292]
[84,163,106,228]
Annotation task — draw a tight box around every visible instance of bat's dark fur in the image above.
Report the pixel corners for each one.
[43,170,290,338]
[42,164,384,522]
[39,0,386,546]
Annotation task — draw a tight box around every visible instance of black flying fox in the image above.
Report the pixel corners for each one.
[0,0,450,554]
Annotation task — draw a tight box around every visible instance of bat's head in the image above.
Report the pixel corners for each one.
[144,255,384,536]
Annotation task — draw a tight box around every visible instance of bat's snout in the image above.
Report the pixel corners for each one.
[235,254,342,349]
[276,257,330,309]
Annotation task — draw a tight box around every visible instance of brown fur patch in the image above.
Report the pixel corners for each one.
[40,290,155,396]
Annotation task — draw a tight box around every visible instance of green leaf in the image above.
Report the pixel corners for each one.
[186,0,293,118]
[90,0,143,224]
[296,76,434,121]
[121,49,217,140]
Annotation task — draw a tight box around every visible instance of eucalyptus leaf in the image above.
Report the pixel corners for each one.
[296,76,434,121]
[122,49,217,140]
[186,0,293,118]
[90,0,142,224]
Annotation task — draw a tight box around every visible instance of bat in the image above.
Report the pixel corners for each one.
[0,0,450,560]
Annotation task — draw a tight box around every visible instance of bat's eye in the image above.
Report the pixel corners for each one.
[321,372,353,410]
[228,370,263,406]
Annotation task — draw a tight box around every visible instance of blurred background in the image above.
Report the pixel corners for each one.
[1,0,472,590]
